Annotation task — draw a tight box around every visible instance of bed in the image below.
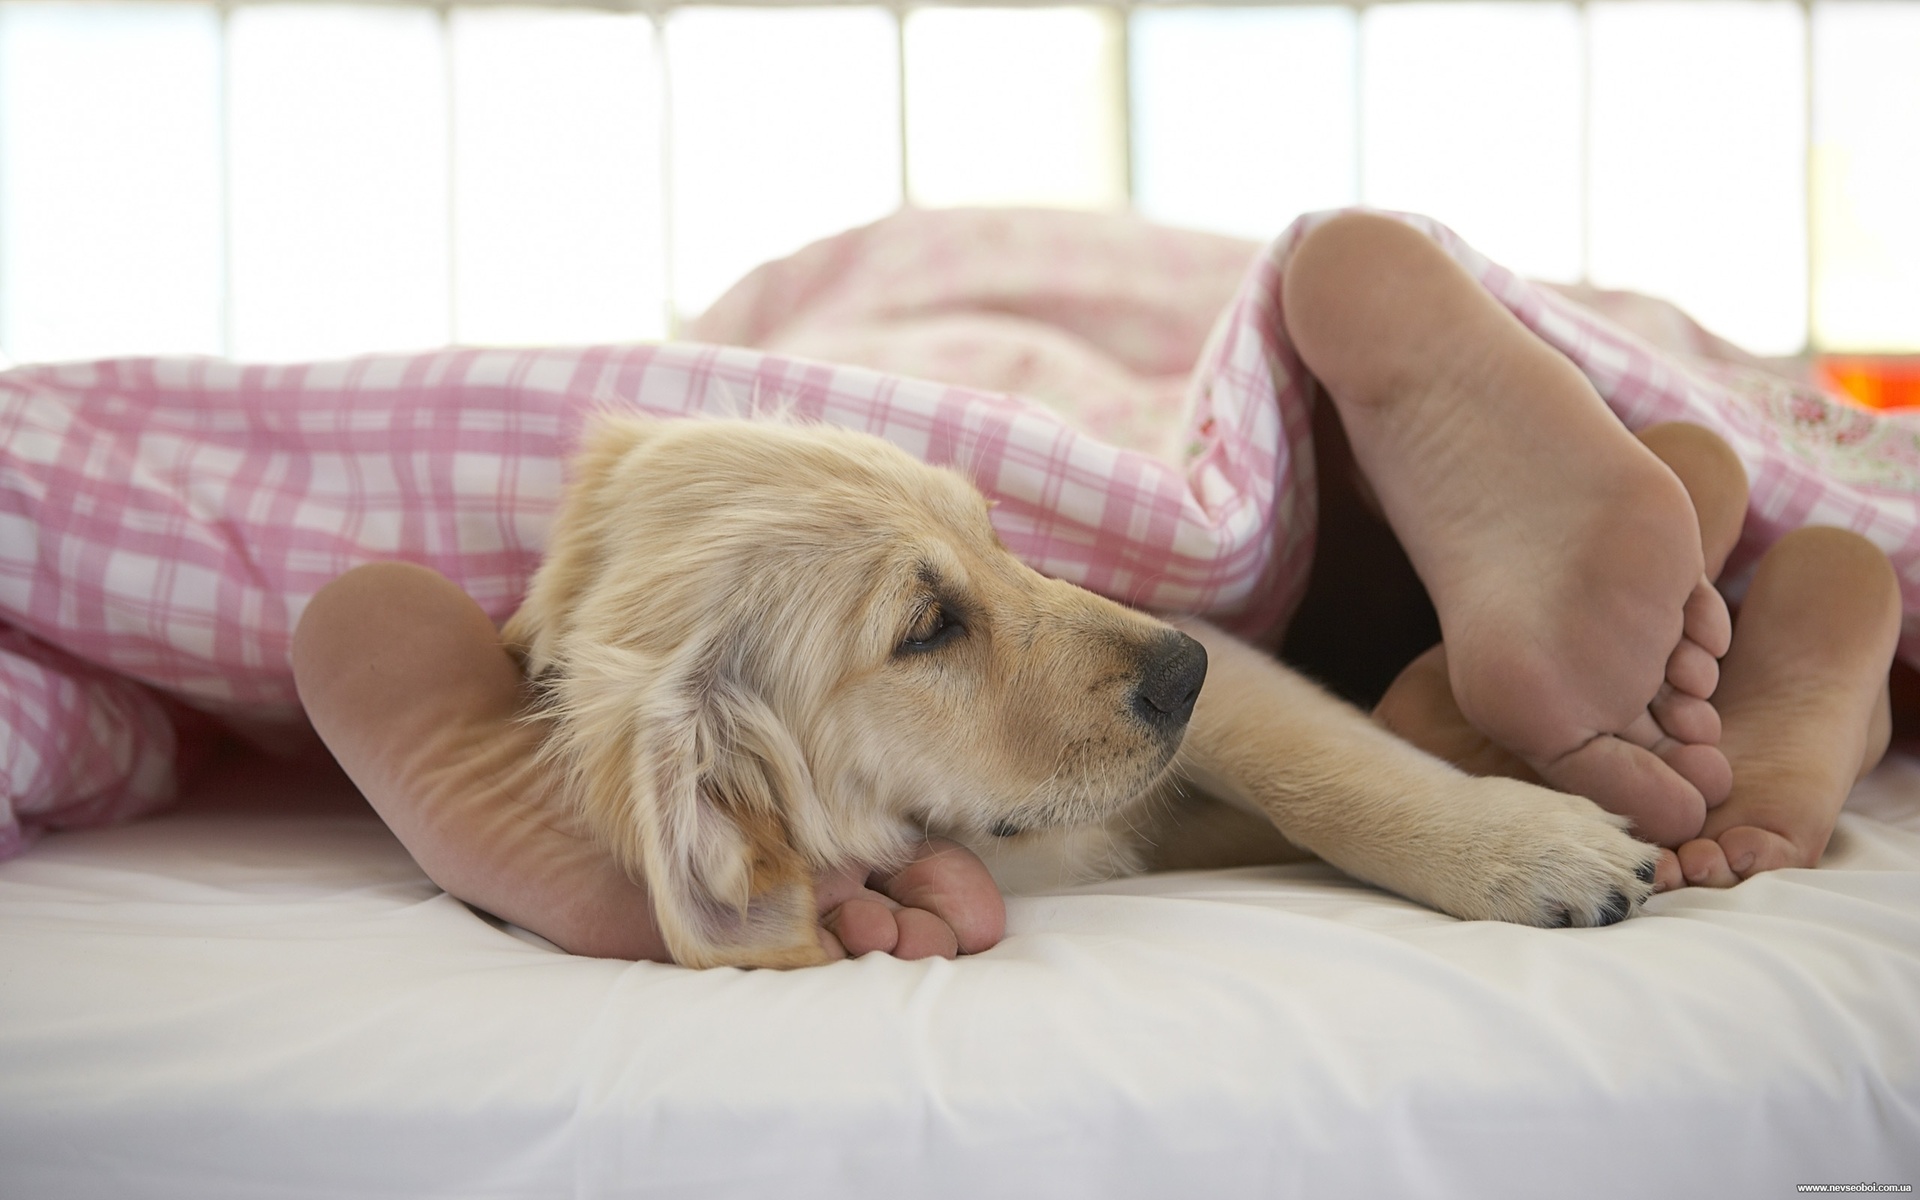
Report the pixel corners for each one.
[2,744,1917,1197]
[3,208,1920,1197]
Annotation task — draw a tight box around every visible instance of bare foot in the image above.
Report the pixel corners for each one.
[1285,213,1731,846]
[292,562,1004,963]
[1374,423,1750,864]
[1673,526,1900,887]
[1373,642,1539,784]
[1635,422,1747,581]
[1632,422,1750,763]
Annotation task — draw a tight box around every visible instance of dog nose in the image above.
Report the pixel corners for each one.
[1130,631,1208,731]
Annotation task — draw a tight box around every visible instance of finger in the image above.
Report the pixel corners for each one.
[891,907,961,960]
[873,838,1006,955]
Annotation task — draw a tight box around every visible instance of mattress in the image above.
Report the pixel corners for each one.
[3,747,1917,1199]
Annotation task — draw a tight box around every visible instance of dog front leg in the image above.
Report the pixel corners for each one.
[1171,619,1658,927]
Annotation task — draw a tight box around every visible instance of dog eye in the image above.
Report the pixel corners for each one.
[899,604,963,654]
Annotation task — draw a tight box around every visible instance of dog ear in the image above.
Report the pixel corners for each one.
[503,416,661,675]
[544,639,831,969]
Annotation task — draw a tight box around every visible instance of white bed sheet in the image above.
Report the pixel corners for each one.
[3,750,1918,1199]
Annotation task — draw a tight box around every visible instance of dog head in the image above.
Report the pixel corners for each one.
[504,415,1205,967]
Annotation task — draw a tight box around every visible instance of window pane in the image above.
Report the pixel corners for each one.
[228,4,449,360]
[1131,6,1355,242]
[452,7,666,346]
[1589,1,1807,355]
[1812,1,1920,352]
[905,7,1125,211]
[1362,2,1583,282]
[0,2,222,363]
[669,7,900,321]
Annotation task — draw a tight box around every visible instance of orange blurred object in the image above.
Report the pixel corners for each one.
[1819,356,1920,410]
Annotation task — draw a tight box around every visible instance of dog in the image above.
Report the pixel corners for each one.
[503,415,1659,968]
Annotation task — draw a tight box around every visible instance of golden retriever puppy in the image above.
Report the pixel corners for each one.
[505,415,1659,968]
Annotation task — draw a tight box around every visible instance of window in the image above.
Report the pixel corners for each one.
[2,0,1916,365]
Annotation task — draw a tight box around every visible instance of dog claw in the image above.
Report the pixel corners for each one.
[1596,888,1632,926]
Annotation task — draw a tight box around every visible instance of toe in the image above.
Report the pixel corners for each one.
[1539,734,1707,847]
[891,907,962,960]
[873,839,1006,955]
[1683,578,1733,659]
[1651,685,1722,746]
[1620,708,1667,751]
[1658,741,1733,810]
[1652,849,1685,893]
[1715,825,1809,878]
[1665,637,1720,700]
[823,894,900,957]
[1677,837,1739,887]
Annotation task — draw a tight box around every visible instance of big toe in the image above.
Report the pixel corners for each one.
[1676,837,1739,887]
[1620,709,1730,804]
[1538,734,1708,847]
[1714,824,1808,878]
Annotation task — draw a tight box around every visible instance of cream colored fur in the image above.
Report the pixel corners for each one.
[505,415,1659,968]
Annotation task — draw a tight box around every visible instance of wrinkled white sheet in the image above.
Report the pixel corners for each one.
[2,751,1918,1199]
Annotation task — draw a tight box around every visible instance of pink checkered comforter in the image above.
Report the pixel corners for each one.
[5,207,1919,856]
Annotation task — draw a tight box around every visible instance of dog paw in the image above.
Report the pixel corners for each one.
[1429,777,1660,928]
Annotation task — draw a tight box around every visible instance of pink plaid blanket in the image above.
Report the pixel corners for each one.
[5,207,1918,858]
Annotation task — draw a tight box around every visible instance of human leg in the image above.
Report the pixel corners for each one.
[1283,212,1730,846]
[291,562,1003,963]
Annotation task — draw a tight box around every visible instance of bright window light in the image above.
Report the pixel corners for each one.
[1589,1,1807,356]
[905,7,1126,211]
[451,7,666,346]
[1131,6,1356,243]
[1812,2,1920,352]
[1362,2,1584,283]
[228,4,450,361]
[6,0,1917,365]
[668,7,900,322]
[0,2,223,364]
